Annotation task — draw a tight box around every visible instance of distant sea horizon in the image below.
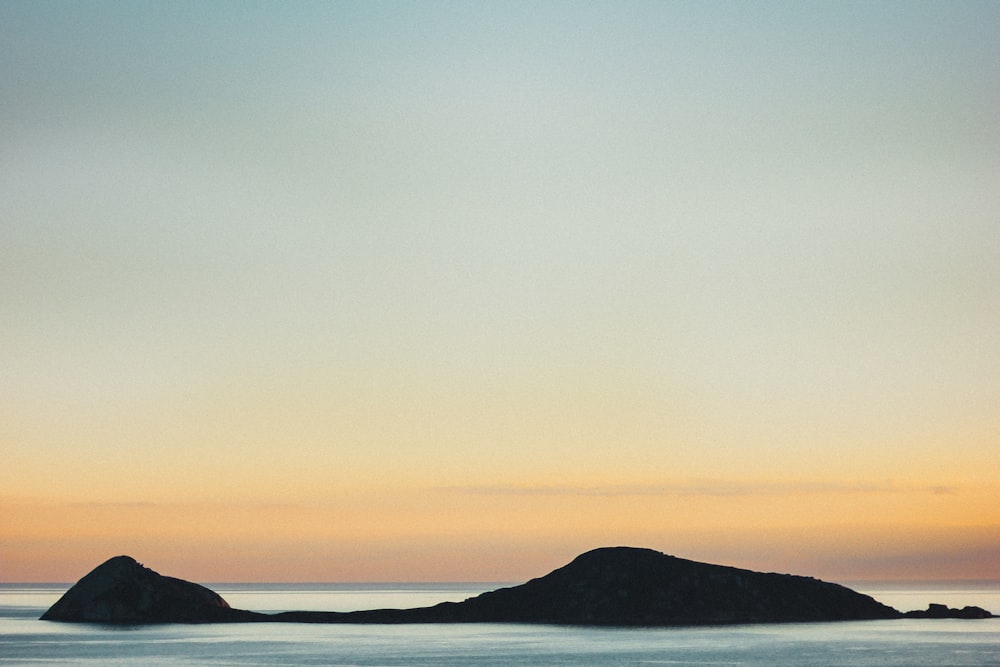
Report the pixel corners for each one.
[3,581,998,666]
[4,578,998,615]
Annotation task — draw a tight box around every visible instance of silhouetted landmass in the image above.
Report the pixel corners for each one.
[904,603,993,619]
[39,556,258,623]
[40,548,992,626]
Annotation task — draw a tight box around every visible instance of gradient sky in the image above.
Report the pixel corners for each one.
[2,1,998,583]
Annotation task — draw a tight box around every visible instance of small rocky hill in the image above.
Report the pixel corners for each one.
[40,555,257,623]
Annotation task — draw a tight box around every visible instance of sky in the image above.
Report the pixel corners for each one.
[1,1,998,584]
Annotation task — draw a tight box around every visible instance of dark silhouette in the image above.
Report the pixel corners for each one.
[40,555,257,623]
[904,603,993,619]
[40,547,992,626]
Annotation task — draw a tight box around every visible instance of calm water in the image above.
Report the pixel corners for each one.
[2,582,998,666]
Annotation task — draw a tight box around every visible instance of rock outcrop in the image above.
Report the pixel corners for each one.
[40,555,259,623]
[41,547,992,626]
[904,603,994,619]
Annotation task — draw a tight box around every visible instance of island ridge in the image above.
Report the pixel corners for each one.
[41,547,992,626]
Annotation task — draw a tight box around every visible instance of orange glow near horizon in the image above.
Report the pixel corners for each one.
[3,474,998,583]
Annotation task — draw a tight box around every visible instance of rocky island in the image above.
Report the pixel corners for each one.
[41,547,992,625]
[39,555,258,623]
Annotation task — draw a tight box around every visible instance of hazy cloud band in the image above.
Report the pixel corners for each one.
[451,480,958,498]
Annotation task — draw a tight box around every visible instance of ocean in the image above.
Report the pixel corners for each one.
[2,581,998,665]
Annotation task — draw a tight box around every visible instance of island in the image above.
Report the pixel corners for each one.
[39,555,258,623]
[40,547,992,625]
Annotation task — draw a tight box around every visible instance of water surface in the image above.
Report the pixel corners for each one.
[2,582,997,666]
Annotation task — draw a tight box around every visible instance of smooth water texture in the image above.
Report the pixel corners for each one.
[2,582,998,666]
